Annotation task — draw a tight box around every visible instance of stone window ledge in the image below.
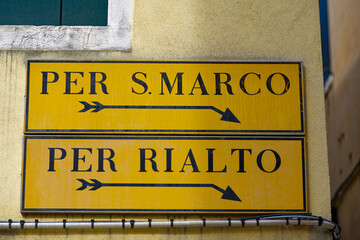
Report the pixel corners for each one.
[0,0,132,50]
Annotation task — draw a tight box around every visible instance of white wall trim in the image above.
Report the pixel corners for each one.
[0,0,132,50]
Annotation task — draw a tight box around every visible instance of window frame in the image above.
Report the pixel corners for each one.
[0,0,132,50]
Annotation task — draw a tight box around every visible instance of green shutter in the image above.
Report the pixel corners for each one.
[61,0,108,26]
[0,0,61,25]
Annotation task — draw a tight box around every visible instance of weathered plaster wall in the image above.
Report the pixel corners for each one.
[326,0,360,239]
[327,0,360,192]
[328,0,360,84]
[0,0,331,239]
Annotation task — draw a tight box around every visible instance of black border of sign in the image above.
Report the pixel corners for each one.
[21,136,307,214]
[24,60,305,135]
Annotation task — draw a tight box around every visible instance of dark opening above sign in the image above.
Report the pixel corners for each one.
[22,136,306,213]
[25,60,304,134]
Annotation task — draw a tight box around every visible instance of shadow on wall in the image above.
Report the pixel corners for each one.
[325,50,360,240]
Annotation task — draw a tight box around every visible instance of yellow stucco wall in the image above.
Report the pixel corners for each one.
[0,0,331,239]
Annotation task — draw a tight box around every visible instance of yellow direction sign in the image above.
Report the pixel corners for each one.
[22,136,306,213]
[25,60,304,134]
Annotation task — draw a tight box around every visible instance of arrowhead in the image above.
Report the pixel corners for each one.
[76,179,90,190]
[221,186,242,202]
[220,108,240,123]
[89,179,102,190]
[91,102,105,112]
[79,101,93,112]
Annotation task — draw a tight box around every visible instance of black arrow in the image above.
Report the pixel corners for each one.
[79,101,240,123]
[76,179,241,202]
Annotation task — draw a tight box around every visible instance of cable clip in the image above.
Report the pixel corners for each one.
[8,219,12,229]
[241,218,245,227]
[35,219,39,229]
[63,219,66,229]
[20,220,25,229]
[130,220,135,229]
[170,218,174,227]
[122,219,125,229]
[318,217,323,226]
[148,219,152,228]
[202,218,206,227]
[91,219,95,229]
[227,218,231,227]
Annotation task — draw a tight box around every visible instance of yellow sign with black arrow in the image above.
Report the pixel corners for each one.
[22,60,307,214]
[22,136,306,213]
[25,60,304,135]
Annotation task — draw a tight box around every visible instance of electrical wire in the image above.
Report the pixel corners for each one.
[0,214,341,239]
